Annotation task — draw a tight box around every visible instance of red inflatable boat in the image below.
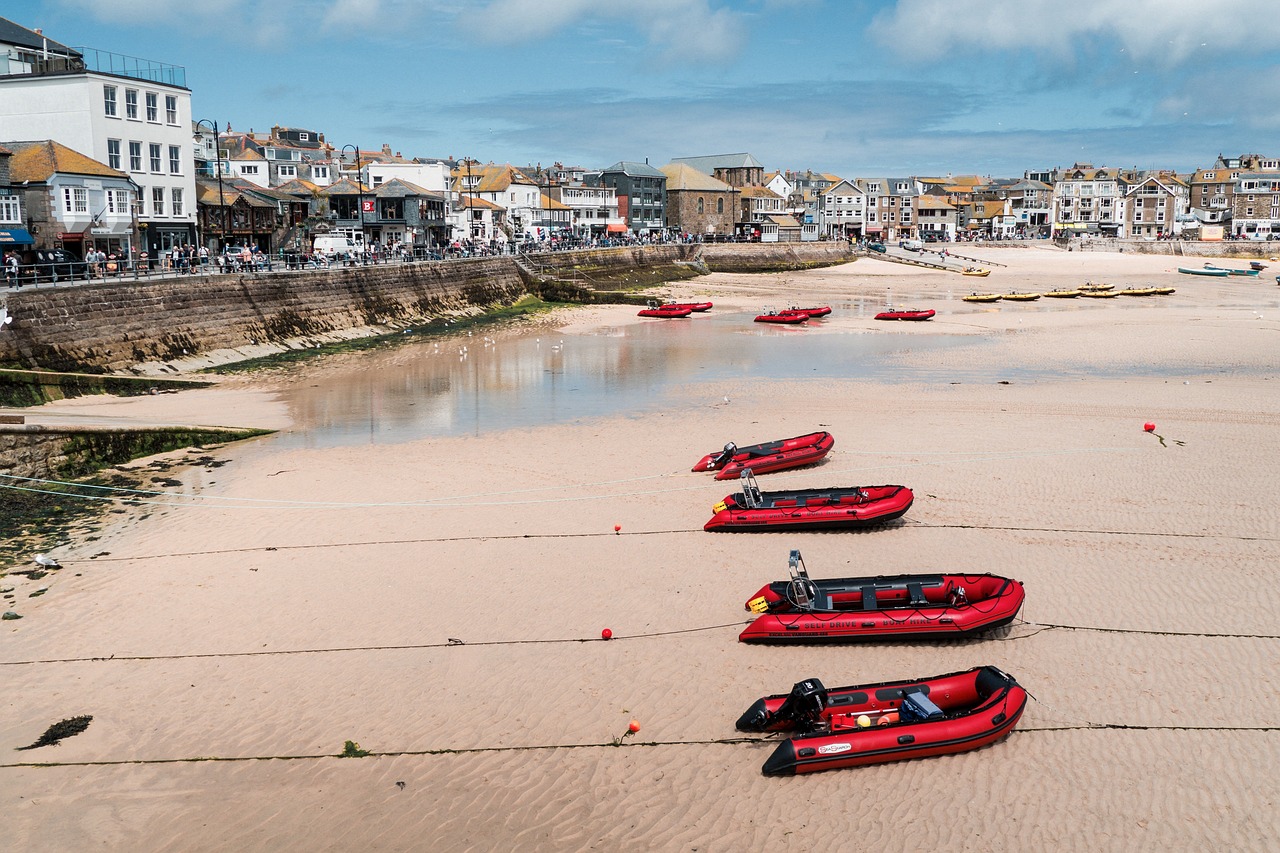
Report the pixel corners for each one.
[692,431,834,480]
[705,471,913,531]
[737,665,1026,775]
[739,550,1024,643]
[638,303,693,318]
[875,309,935,321]
[664,301,713,312]
[789,305,831,317]
[755,309,810,324]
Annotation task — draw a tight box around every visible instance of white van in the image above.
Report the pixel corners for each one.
[900,239,924,251]
[312,235,358,257]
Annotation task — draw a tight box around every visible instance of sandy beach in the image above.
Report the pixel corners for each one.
[4,247,1279,851]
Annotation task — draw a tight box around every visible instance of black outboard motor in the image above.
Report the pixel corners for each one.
[736,678,828,732]
[713,442,737,467]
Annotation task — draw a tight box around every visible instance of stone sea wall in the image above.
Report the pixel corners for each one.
[0,243,855,374]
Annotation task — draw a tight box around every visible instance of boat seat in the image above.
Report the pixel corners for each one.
[906,582,929,606]
[860,586,878,610]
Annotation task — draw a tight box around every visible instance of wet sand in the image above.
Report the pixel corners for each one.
[4,247,1280,851]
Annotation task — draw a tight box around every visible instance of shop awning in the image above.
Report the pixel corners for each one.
[0,228,35,245]
[606,223,627,233]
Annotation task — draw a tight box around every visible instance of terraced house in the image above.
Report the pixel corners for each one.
[1232,169,1280,241]
[1188,153,1277,229]
[1052,164,1126,237]
[1123,173,1189,239]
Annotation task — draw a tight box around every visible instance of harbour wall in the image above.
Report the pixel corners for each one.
[0,243,857,374]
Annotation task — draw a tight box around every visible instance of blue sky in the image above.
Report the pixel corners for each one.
[7,0,1279,177]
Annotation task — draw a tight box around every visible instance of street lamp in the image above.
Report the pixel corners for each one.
[341,144,365,257]
[194,119,225,254]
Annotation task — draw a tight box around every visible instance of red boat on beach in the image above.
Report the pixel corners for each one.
[693,431,834,480]
[789,305,831,317]
[637,303,693,318]
[755,308,810,324]
[736,665,1026,775]
[740,550,1024,643]
[705,471,912,531]
[663,301,713,312]
[875,309,935,321]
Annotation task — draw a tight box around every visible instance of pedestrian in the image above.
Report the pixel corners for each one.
[4,250,18,287]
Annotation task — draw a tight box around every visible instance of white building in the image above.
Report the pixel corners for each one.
[0,18,198,254]
[819,179,866,239]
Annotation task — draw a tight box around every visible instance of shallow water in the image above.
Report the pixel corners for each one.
[271,304,1241,445]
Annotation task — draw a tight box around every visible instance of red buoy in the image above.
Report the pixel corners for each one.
[628,720,641,734]
[613,524,621,533]
[1144,422,1156,432]
[601,628,613,640]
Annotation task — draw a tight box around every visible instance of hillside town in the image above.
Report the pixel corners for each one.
[1,16,1278,281]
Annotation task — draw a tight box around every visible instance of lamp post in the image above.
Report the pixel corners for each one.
[341,144,365,261]
[194,119,225,254]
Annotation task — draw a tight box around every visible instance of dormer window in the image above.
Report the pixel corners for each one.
[1203,172,1215,180]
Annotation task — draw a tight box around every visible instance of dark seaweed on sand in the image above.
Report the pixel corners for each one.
[16,715,93,750]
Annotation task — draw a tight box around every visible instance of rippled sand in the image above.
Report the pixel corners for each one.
[5,248,1279,850]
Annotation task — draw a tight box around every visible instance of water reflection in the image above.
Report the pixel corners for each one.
[274,311,974,446]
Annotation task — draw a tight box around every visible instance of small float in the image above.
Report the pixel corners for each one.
[961,267,991,277]
[736,665,1027,775]
[874,308,935,321]
[705,470,912,532]
[1178,266,1229,277]
[637,301,693,318]
[693,431,835,480]
[755,308,811,324]
[962,292,1001,303]
[1042,289,1081,298]
[1001,291,1041,301]
[739,550,1025,644]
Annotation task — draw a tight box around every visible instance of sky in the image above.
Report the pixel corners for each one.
[6,0,1279,178]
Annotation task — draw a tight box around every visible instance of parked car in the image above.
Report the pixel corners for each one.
[867,242,886,253]
[16,247,87,284]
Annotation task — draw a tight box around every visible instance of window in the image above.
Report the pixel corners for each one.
[697,197,704,214]
[240,165,258,175]
[129,141,142,171]
[299,132,310,141]
[149,143,162,172]
[0,195,21,223]
[107,139,121,170]
[169,145,181,174]
[125,89,138,119]
[63,186,88,213]
[278,164,296,178]
[106,189,130,215]
[104,85,118,116]
[313,166,328,180]
[152,187,165,215]
[165,95,178,124]
[145,92,158,121]
[1203,172,1215,180]
[172,187,184,216]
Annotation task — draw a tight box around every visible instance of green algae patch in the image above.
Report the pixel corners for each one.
[0,370,212,407]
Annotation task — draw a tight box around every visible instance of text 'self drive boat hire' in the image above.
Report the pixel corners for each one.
[637,301,693,318]
[739,550,1025,643]
[755,308,811,324]
[705,470,913,532]
[736,666,1026,775]
[693,432,834,480]
[874,309,935,321]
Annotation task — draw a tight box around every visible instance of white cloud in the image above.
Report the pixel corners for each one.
[463,0,747,63]
[870,0,1280,67]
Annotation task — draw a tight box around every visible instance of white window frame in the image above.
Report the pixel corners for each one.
[149,143,162,172]
[165,94,178,125]
[278,164,297,178]
[145,91,159,122]
[125,88,138,119]
[63,186,89,214]
[0,195,21,223]
[172,187,184,216]
[169,145,182,174]
[129,141,143,172]
[152,186,165,216]
[107,139,121,170]
[104,84,118,117]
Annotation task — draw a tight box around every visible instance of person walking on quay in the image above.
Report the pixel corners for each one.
[4,250,18,287]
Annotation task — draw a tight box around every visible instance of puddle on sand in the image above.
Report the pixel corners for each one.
[272,312,979,446]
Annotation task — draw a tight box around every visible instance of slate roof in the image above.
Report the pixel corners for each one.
[915,195,956,210]
[320,178,370,196]
[740,185,783,199]
[273,178,322,195]
[372,178,442,199]
[455,195,503,211]
[0,16,80,57]
[600,161,666,178]
[669,153,763,174]
[3,139,125,181]
[658,162,734,192]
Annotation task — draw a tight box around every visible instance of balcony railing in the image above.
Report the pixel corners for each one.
[74,47,186,87]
